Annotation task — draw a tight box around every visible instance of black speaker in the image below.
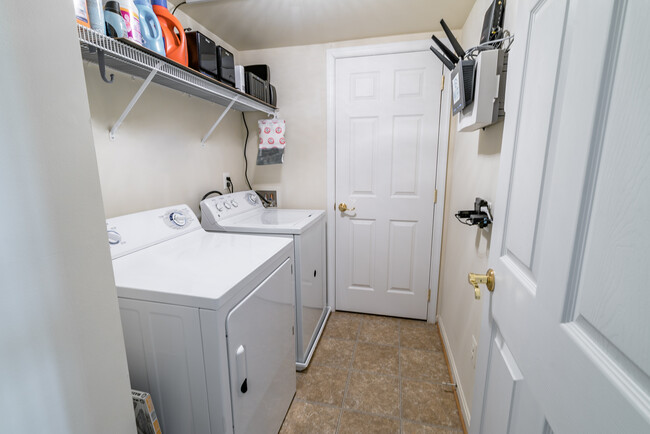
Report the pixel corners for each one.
[244,65,270,82]
[216,46,236,86]
[186,31,218,79]
[268,85,277,106]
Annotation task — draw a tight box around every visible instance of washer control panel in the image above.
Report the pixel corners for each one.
[106,205,201,259]
[200,190,265,224]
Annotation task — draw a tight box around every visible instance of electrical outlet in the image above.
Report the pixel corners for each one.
[222,172,230,190]
[471,335,478,368]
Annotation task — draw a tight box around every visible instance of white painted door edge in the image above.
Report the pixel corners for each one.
[326,40,451,322]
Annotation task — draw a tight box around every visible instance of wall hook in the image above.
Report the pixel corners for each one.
[97,49,114,84]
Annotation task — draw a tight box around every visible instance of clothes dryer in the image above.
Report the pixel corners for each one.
[200,191,329,370]
[107,205,295,434]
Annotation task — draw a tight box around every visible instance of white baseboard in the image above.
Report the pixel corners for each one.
[438,315,471,429]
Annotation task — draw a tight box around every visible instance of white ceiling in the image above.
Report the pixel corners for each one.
[178,0,474,51]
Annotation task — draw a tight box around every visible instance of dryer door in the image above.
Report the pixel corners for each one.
[226,258,296,433]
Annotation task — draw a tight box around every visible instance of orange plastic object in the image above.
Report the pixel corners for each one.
[152,5,188,66]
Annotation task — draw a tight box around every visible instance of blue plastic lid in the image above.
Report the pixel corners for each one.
[151,0,168,7]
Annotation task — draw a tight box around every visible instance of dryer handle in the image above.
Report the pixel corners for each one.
[236,345,248,394]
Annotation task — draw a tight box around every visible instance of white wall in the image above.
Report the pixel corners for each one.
[0,1,135,432]
[86,3,247,218]
[238,32,451,210]
[436,0,519,426]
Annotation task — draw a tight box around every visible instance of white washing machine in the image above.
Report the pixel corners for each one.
[200,191,330,371]
[106,205,296,434]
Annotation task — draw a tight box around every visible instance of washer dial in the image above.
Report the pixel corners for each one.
[107,230,121,245]
[169,212,187,227]
[247,193,258,204]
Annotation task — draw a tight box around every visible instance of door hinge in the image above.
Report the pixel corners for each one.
[441,75,445,91]
[434,189,438,204]
[428,289,431,302]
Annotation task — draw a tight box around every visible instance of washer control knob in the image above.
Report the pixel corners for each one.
[231,199,238,207]
[224,202,232,210]
[247,193,258,204]
[107,230,121,245]
[170,212,187,227]
[216,202,224,212]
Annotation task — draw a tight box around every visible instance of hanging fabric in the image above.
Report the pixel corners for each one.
[256,116,286,165]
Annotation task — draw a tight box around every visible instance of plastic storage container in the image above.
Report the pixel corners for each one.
[104,1,127,38]
[135,0,166,56]
[151,0,188,66]
[120,0,143,45]
[86,0,106,34]
[74,0,91,28]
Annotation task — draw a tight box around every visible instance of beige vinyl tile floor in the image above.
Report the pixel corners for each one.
[280,311,465,434]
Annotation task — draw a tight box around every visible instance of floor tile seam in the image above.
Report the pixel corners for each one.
[337,406,403,422]
[293,396,342,410]
[399,345,444,353]
[399,346,443,354]
[399,375,456,386]
[398,320,403,432]
[356,340,400,348]
[336,325,359,434]
[301,364,350,373]
[400,416,464,432]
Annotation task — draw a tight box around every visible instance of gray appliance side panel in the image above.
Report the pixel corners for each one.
[295,217,328,364]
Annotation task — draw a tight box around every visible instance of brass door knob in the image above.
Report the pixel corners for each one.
[338,203,356,212]
[468,269,495,300]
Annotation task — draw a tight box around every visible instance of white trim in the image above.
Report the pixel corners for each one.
[439,314,471,428]
[326,40,451,319]
[428,68,452,323]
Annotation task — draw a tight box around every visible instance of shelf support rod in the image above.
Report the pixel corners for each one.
[201,96,239,146]
[109,60,165,141]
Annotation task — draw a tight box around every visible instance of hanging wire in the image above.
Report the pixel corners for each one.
[171,1,187,15]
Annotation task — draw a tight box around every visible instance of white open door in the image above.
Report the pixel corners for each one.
[471,0,650,432]
[334,49,443,319]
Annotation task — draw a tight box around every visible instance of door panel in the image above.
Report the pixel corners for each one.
[391,116,422,196]
[350,219,376,289]
[118,299,210,434]
[350,117,378,194]
[226,259,295,434]
[335,50,442,318]
[472,0,650,432]
[504,0,569,272]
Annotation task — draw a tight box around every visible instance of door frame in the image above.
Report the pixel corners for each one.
[326,40,452,322]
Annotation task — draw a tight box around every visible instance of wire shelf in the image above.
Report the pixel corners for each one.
[77,25,276,115]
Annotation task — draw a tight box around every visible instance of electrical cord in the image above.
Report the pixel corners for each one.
[242,112,253,190]
[171,1,186,15]
[241,113,272,207]
[455,213,475,226]
[464,31,514,60]
[201,190,223,201]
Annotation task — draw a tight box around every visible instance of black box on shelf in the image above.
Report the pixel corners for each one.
[186,31,218,79]
[244,64,270,82]
[217,46,236,87]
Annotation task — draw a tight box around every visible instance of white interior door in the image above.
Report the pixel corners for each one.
[334,50,442,319]
[471,0,650,432]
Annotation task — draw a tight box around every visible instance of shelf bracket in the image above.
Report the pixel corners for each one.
[201,96,239,146]
[96,49,114,83]
[109,60,165,141]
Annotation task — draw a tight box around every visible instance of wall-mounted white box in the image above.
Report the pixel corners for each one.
[458,49,508,132]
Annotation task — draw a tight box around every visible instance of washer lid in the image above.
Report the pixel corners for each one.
[112,230,292,310]
[218,209,325,234]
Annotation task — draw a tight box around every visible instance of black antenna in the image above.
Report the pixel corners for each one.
[429,46,455,71]
[440,19,465,58]
[431,34,459,65]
